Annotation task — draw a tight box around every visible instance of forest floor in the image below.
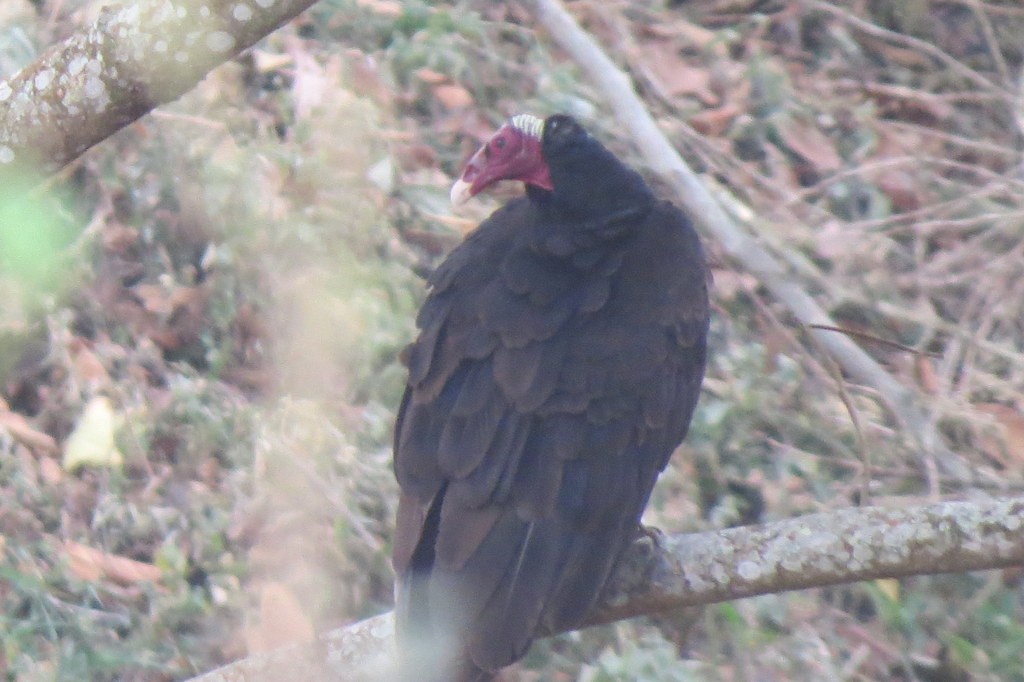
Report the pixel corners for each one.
[2,0,1024,680]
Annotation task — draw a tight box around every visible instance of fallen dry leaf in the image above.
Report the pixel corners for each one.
[688,104,741,137]
[914,354,939,395]
[132,283,173,317]
[774,116,842,174]
[861,37,932,72]
[343,49,393,107]
[636,42,718,104]
[413,67,448,85]
[863,83,954,125]
[169,285,203,311]
[101,223,139,253]
[432,83,474,111]
[252,49,293,74]
[876,168,921,213]
[39,456,63,485]
[0,409,57,455]
[394,142,438,171]
[638,17,723,54]
[128,283,209,352]
[69,340,111,388]
[64,541,163,585]
[977,403,1024,470]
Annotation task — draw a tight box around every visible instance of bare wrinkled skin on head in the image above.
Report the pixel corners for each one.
[450,115,553,206]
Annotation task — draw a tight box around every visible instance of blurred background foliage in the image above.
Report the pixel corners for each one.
[1,0,1024,680]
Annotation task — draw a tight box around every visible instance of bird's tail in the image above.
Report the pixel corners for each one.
[395,571,496,682]
[391,631,494,682]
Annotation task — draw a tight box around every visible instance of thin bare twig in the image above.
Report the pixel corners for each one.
[804,0,1010,97]
[808,324,941,358]
[964,0,1011,86]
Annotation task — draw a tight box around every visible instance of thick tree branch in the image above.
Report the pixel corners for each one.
[0,0,318,174]
[586,495,1024,626]
[187,496,1024,681]
[529,0,971,481]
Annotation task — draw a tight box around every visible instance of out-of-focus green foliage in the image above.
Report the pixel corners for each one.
[0,178,72,291]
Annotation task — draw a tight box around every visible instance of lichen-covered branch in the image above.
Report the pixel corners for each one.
[0,0,318,173]
[586,495,1024,627]
[186,496,1024,681]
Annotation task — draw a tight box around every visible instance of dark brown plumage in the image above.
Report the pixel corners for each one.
[392,114,709,680]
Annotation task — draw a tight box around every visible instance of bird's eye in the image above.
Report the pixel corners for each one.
[494,136,506,150]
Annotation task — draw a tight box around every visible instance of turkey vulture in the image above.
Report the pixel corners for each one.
[392,113,709,680]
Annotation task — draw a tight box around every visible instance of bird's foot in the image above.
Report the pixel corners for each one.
[637,524,665,549]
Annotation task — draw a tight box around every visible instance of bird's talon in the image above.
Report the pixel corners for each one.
[638,524,665,549]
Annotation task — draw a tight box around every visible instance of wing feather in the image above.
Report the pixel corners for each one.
[393,195,710,676]
[447,413,530,508]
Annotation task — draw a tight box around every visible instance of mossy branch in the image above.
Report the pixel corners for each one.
[0,0,318,174]
[187,495,1024,681]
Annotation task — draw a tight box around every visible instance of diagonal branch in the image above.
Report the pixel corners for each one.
[186,495,1024,681]
[0,0,319,174]
[529,0,972,481]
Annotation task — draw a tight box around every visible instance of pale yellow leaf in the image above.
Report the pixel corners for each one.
[62,396,124,471]
[875,578,900,602]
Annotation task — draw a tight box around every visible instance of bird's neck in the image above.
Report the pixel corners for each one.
[529,146,654,228]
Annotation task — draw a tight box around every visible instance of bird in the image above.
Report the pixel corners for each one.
[391,113,709,681]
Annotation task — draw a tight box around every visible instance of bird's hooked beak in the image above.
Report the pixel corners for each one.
[450,174,476,208]
[449,134,502,208]
[450,116,552,207]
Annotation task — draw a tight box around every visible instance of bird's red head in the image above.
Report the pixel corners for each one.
[450,114,554,206]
